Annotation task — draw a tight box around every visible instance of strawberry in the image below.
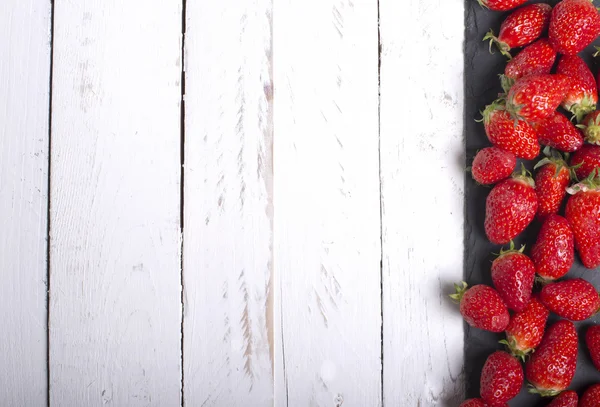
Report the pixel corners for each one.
[503,39,557,91]
[547,391,578,407]
[540,278,600,321]
[534,111,584,153]
[472,147,516,185]
[585,325,600,371]
[477,0,528,12]
[484,4,552,58]
[557,55,598,122]
[482,101,540,159]
[459,400,485,407]
[565,177,600,269]
[580,384,600,407]
[531,215,575,281]
[480,351,523,406]
[506,74,570,123]
[459,399,507,407]
[491,242,535,312]
[578,111,600,145]
[549,0,600,55]
[450,282,510,332]
[525,320,578,397]
[534,153,572,219]
[570,144,600,179]
[485,169,538,244]
[502,295,550,360]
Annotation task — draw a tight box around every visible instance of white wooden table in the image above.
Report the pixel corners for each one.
[0,0,465,405]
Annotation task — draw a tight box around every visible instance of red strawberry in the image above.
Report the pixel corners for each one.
[585,325,600,371]
[459,400,485,407]
[472,147,516,185]
[480,351,523,406]
[578,111,600,145]
[484,4,552,58]
[557,55,598,122]
[485,169,538,244]
[531,215,574,281]
[534,154,572,219]
[491,242,535,312]
[547,391,578,407]
[534,111,584,153]
[525,320,578,397]
[503,39,557,91]
[482,101,540,159]
[506,74,570,123]
[477,0,528,12]
[540,278,600,321]
[459,399,507,407]
[502,295,550,360]
[580,384,600,407]
[570,144,600,179]
[450,282,510,332]
[549,0,600,55]
[565,178,600,269]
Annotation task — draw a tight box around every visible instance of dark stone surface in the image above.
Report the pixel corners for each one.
[464,1,600,405]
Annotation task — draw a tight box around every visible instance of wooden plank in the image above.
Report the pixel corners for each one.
[49,1,182,405]
[273,0,381,405]
[379,0,465,404]
[0,1,51,405]
[182,0,273,405]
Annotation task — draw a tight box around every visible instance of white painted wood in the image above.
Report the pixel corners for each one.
[379,0,465,405]
[49,1,182,405]
[0,1,51,405]
[182,0,273,405]
[273,0,381,405]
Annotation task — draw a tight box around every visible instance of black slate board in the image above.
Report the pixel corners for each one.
[464,1,600,405]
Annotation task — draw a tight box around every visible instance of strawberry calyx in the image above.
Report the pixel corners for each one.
[500,74,515,94]
[528,385,562,398]
[496,240,526,259]
[483,29,511,59]
[480,99,506,125]
[449,281,468,303]
[499,337,532,362]
[534,147,573,179]
[476,0,490,9]
[577,112,600,144]
[512,163,535,188]
[505,99,526,123]
[569,95,597,124]
[566,170,600,194]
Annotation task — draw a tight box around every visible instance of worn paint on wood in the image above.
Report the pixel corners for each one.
[379,0,465,405]
[182,0,274,405]
[0,1,51,405]
[49,1,182,405]
[273,0,382,405]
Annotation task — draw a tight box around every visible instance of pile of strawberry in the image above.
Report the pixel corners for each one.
[456,0,600,406]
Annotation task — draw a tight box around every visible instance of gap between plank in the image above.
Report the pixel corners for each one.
[46,1,56,406]
[179,0,187,405]
[377,0,384,405]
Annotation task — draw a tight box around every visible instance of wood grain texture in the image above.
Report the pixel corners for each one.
[0,1,51,404]
[273,0,381,405]
[379,0,465,405]
[182,0,273,405]
[49,1,182,405]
